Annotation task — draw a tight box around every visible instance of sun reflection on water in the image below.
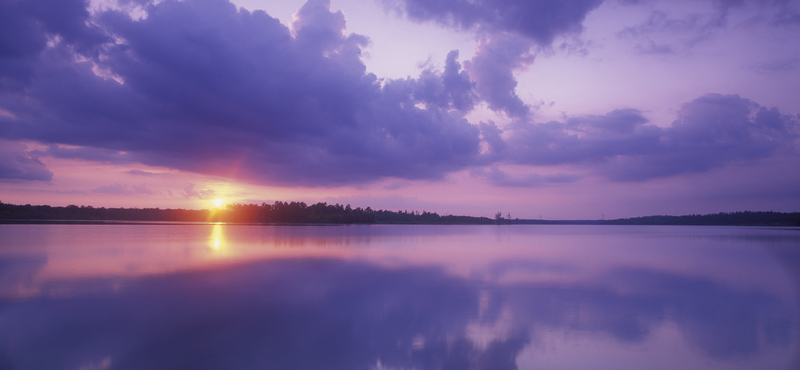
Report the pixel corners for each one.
[209,223,225,251]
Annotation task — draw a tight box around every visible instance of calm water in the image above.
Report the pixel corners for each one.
[0,224,799,370]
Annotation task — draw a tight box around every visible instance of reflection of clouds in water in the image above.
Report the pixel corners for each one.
[507,269,794,359]
[0,255,47,298]
[0,257,794,369]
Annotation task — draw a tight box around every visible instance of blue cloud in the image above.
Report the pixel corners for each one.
[0,0,482,186]
[0,141,52,182]
[503,94,798,181]
[0,0,796,187]
[384,0,603,46]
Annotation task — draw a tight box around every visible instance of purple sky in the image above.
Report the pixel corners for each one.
[1,0,798,219]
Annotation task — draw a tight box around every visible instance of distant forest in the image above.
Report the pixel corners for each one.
[1,202,798,226]
[600,211,800,227]
[508,211,800,227]
[0,201,492,224]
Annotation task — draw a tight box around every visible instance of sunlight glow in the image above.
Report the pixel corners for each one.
[209,223,224,251]
[212,198,225,208]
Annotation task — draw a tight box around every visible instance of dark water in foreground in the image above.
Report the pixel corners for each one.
[0,224,799,370]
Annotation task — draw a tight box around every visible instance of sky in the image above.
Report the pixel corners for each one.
[0,0,798,219]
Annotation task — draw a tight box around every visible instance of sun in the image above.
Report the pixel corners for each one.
[212,198,225,208]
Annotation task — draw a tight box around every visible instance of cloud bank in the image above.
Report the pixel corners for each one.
[500,94,798,182]
[1,0,482,186]
[0,0,797,188]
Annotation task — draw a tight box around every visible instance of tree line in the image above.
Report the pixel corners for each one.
[1,202,797,226]
[0,201,494,224]
[600,211,800,227]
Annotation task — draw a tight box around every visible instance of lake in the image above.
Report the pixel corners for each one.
[0,224,799,369]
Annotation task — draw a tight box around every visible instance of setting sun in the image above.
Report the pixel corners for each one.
[212,198,225,208]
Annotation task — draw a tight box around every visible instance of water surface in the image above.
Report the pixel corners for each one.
[0,224,798,369]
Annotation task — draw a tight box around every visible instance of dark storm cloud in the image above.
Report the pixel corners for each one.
[500,94,798,182]
[0,0,481,186]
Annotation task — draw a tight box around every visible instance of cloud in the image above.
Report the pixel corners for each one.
[504,108,660,166]
[92,182,154,195]
[619,10,711,38]
[11,188,87,195]
[614,0,800,58]
[0,0,796,188]
[384,0,603,46]
[616,10,722,53]
[383,0,610,120]
[92,183,130,194]
[756,57,799,73]
[463,33,534,119]
[183,183,216,199]
[476,167,580,188]
[126,169,156,176]
[633,39,676,54]
[126,169,175,180]
[478,121,508,160]
[385,0,605,120]
[773,9,800,25]
[34,145,135,164]
[0,0,484,187]
[0,141,53,182]
[411,50,478,112]
[502,94,798,181]
[131,184,154,195]
[0,0,109,89]
[618,0,800,47]
[715,0,800,26]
